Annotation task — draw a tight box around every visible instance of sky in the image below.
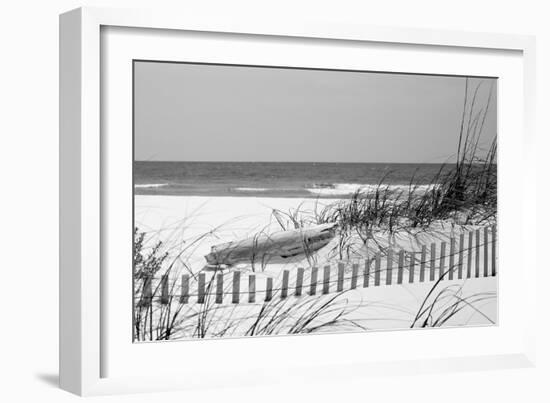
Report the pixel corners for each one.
[134,61,496,163]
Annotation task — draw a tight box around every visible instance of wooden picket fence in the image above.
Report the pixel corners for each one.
[138,225,497,307]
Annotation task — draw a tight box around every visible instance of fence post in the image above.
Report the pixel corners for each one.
[265,277,273,302]
[295,267,304,296]
[449,238,455,280]
[491,225,497,276]
[363,258,370,288]
[484,227,489,277]
[408,252,415,283]
[397,250,404,284]
[419,245,426,282]
[323,265,331,294]
[429,243,436,281]
[281,270,289,298]
[351,263,359,289]
[215,273,223,304]
[467,231,473,278]
[337,262,345,292]
[439,241,446,280]
[180,275,189,304]
[386,249,393,285]
[475,229,481,278]
[232,271,240,304]
[374,253,381,286]
[248,274,256,303]
[197,273,206,304]
[458,233,464,279]
[160,275,169,305]
[309,266,318,296]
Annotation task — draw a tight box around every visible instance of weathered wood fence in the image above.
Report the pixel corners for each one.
[138,225,497,306]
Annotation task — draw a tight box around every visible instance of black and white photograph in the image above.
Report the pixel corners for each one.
[132,61,497,342]
[5,0,548,399]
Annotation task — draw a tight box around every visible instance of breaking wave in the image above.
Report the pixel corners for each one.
[307,183,439,196]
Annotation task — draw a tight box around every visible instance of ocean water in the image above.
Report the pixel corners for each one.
[134,161,454,198]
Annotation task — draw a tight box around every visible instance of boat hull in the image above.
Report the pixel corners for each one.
[205,223,337,266]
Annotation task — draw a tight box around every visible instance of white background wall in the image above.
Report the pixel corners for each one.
[0,1,548,401]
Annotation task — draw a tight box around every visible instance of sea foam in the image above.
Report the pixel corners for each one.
[307,183,438,196]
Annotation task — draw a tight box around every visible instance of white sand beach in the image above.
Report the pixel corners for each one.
[134,195,497,338]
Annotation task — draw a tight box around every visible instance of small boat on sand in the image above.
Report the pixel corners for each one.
[204,223,338,267]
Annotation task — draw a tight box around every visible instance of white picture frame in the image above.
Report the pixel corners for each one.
[59,6,537,396]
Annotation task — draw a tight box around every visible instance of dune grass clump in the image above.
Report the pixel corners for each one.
[133,225,222,341]
[298,78,496,238]
[323,139,496,238]
[181,284,365,339]
[409,77,497,226]
[133,228,169,341]
[411,269,497,328]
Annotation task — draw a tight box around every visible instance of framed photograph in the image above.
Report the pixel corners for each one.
[60,7,537,396]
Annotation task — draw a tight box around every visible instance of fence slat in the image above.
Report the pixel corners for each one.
[248,274,256,303]
[232,271,240,304]
[439,241,446,280]
[337,262,345,292]
[281,270,289,298]
[180,275,189,304]
[458,233,464,279]
[429,243,436,281]
[408,252,415,283]
[449,238,455,280]
[215,273,223,304]
[475,229,481,278]
[491,225,497,276]
[160,275,169,305]
[323,265,331,294]
[374,253,381,286]
[309,267,318,296]
[397,250,404,284]
[351,263,359,289]
[295,267,304,296]
[467,231,473,278]
[420,245,426,282]
[484,227,489,277]
[197,273,206,304]
[363,258,370,288]
[386,249,393,285]
[265,277,273,302]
